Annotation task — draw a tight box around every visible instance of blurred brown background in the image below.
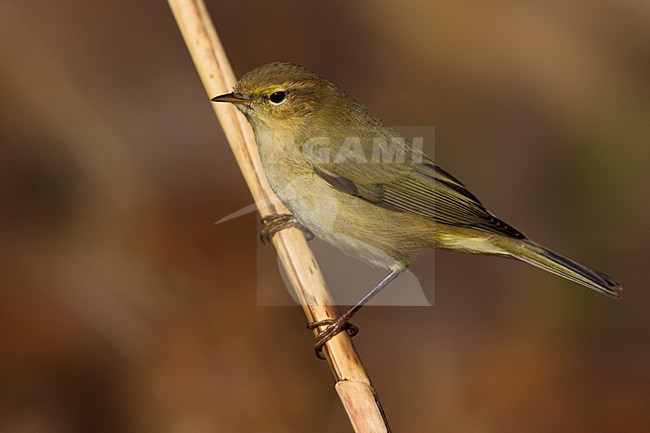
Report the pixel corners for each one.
[1,1,648,432]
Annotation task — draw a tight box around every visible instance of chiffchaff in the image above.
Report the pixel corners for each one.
[213,62,620,354]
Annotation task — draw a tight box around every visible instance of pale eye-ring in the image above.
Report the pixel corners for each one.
[268,91,287,105]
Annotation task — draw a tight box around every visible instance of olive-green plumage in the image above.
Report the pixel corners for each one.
[213,62,621,298]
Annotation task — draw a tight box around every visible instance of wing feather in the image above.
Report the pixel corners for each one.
[310,153,524,239]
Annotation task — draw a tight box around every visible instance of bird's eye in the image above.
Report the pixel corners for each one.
[268,91,287,105]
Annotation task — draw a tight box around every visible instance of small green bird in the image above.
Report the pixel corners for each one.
[213,62,621,354]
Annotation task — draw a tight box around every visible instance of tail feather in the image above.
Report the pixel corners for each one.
[501,239,622,299]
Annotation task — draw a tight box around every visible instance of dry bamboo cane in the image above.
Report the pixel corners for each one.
[168,1,391,431]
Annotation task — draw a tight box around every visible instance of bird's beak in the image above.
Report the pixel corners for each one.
[211,92,248,104]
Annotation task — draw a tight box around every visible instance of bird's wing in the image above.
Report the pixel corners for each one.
[310,150,524,239]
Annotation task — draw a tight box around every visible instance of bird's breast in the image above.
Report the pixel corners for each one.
[253,128,435,270]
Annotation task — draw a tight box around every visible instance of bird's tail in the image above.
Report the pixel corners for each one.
[497,238,622,299]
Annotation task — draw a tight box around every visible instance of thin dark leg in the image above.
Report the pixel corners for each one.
[308,269,404,358]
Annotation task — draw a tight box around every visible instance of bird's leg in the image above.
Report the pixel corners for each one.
[260,214,314,244]
[307,269,403,359]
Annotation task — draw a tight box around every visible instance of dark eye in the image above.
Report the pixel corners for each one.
[269,91,287,105]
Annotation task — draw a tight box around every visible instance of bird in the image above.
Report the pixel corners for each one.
[212,62,621,356]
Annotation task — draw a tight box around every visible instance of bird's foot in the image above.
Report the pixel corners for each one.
[260,214,313,244]
[307,318,359,359]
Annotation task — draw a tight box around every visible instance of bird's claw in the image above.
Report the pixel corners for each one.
[307,318,359,359]
[260,214,313,244]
